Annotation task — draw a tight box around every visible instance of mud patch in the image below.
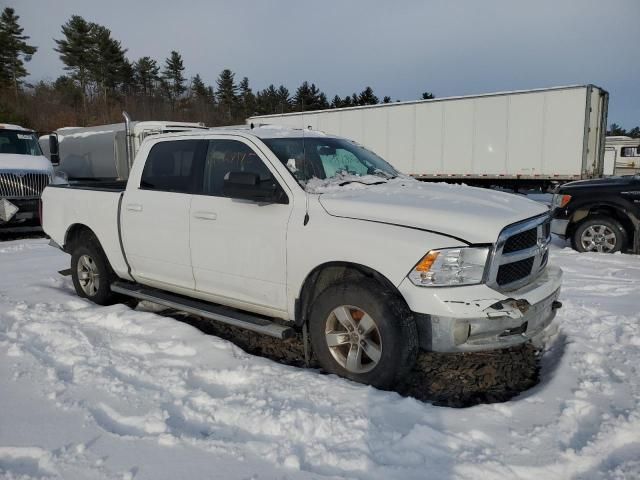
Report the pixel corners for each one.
[160,309,541,408]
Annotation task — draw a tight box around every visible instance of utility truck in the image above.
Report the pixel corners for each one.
[0,123,56,232]
[42,125,563,388]
[248,85,609,190]
[39,113,207,181]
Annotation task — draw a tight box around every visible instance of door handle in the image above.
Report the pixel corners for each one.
[126,203,143,212]
[193,211,217,221]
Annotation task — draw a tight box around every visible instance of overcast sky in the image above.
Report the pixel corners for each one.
[5,0,640,127]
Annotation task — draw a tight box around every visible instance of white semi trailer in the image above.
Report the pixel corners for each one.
[248,85,609,189]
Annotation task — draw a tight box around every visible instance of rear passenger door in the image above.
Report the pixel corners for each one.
[189,138,292,314]
[121,139,204,290]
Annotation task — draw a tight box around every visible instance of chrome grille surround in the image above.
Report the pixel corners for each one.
[0,170,52,199]
[486,213,552,291]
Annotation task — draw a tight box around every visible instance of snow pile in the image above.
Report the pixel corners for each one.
[1,239,639,479]
[305,173,391,193]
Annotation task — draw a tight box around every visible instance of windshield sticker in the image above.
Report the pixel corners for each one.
[17,134,32,140]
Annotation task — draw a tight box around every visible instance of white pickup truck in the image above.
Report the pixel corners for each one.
[42,126,563,388]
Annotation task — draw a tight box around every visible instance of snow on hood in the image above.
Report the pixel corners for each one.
[0,154,53,172]
[316,177,549,244]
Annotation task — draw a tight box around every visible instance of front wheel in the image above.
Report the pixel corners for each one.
[308,280,418,389]
[573,216,627,253]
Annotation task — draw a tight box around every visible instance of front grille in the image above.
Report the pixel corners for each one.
[497,257,534,285]
[503,227,537,253]
[487,214,551,290]
[0,171,50,199]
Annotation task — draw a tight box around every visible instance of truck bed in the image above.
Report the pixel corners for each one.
[54,180,128,192]
[42,183,131,279]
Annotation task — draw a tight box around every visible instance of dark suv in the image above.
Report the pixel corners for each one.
[551,176,640,254]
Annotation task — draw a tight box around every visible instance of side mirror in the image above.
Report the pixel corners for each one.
[223,171,288,204]
[49,134,60,166]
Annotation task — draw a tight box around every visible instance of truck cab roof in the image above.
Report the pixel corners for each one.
[0,124,33,132]
[152,125,332,142]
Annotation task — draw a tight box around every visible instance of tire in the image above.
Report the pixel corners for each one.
[573,215,627,254]
[308,279,418,389]
[70,236,122,306]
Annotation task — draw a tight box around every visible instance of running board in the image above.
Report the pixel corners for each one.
[111,281,294,339]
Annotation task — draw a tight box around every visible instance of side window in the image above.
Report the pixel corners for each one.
[202,140,280,197]
[621,146,640,158]
[317,145,368,177]
[140,140,201,193]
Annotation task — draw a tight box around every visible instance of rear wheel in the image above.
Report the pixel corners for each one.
[308,279,418,389]
[573,216,627,253]
[70,237,133,306]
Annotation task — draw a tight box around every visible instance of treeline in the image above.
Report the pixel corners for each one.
[0,7,434,133]
[1,6,638,137]
[608,124,640,138]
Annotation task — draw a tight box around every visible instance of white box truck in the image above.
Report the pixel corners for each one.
[248,85,609,190]
[39,113,208,181]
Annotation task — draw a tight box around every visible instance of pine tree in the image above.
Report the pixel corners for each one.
[162,50,186,110]
[0,7,37,100]
[89,24,128,108]
[293,81,327,111]
[276,85,291,113]
[358,86,378,105]
[331,95,342,108]
[342,95,353,107]
[256,84,278,115]
[191,74,208,98]
[608,123,627,136]
[238,76,256,116]
[383,96,392,103]
[134,57,160,96]
[628,127,640,138]
[54,15,95,119]
[422,91,434,100]
[216,69,238,119]
[351,93,359,105]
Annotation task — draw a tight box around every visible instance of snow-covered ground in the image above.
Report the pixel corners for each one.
[1,238,639,480]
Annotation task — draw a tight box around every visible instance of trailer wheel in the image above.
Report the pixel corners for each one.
[308,279,418,389]
[573,216,627,253]
[70,239,123,306]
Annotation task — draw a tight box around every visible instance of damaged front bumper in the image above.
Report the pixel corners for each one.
[398,265,563,352]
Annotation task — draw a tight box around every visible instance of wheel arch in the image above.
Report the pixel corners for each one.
[295,261,407,327]
[567,202,637,246]
[64,223,99,253]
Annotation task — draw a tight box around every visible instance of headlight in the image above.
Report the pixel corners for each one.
[551,193,571,210]
[408,247,489,287]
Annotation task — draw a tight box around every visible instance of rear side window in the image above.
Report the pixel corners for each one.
[140,140,202,193]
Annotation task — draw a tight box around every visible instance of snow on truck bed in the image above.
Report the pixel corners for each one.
[0,239,639,480]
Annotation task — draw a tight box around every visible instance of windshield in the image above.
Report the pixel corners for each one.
[0,130,43,156]
[262,137,398,185]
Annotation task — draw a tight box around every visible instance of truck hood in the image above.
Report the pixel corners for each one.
[317,178,549,244]
[0,154,53,173]
[559,176,640,190]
